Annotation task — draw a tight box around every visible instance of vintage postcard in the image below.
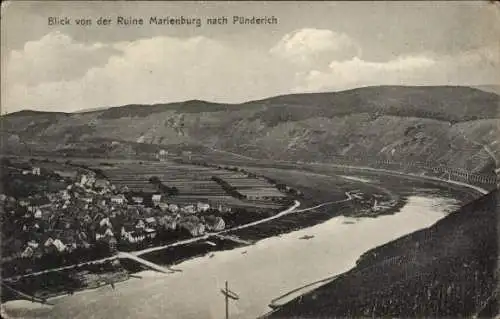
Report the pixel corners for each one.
[0,1,499,318]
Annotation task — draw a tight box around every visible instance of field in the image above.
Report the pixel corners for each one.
[89,160,287,209]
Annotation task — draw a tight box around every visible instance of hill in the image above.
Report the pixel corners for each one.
[1,86,499,174]
[474,85,500,96]
[266,188,499,318]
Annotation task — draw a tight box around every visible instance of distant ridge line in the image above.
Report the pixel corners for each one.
[2,85,498,116]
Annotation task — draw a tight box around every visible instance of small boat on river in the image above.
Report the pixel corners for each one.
[299,235,314,240]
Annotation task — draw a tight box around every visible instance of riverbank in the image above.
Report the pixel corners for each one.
[0,199,299,304]
[1,259,129,304]
[1,163,480,313]
[266,189,498,318]
[1,192,462,319]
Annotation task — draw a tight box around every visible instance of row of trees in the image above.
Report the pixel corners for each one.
[2,242,113,278]
[211,176,245,199]
[185,158,304,199]
[148,176,180,196]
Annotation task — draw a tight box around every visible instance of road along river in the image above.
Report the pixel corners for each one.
[3,191,462,319]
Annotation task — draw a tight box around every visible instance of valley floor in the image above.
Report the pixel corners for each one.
[1,159,487,318]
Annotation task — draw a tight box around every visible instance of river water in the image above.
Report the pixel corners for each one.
[2,195,460,319]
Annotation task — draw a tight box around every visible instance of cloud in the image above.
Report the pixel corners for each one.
[3,31,118,86]
[295,55,437,92]
[1,28,498,114]
[270,28,361,68]
[77,35,296,108]
[294,44,500,93]
[2,33,296,113]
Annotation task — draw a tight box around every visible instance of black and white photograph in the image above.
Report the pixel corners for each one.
[0,1,499,318]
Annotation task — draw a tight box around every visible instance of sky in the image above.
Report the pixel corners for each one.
[1,1,499,114]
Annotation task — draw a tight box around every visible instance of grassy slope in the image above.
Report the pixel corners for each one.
[474,85,500,96]
[267,189,499,318]
[1,86,499,173]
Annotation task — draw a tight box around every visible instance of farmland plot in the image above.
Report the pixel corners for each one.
[92,160,287,209]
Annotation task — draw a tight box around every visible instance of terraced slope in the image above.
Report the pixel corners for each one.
[1,86,499,174]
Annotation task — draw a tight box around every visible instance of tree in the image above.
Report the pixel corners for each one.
[93,168,106,179]
[168,186,179,196]
[149,176,161,185]
[1,158,12,167]
[276,183,287,191]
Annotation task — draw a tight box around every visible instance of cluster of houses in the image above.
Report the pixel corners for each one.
[1,166,229,261]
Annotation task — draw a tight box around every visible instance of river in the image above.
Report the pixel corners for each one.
[2,195,461,319]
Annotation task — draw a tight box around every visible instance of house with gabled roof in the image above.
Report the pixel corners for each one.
[121,224,135,237]
[93,212,105,222]
[144,216,157,228]
[131,196,144,205]
[99,217,112,228]
[144,228,157,239]
[59,190,71,201]
[157,202,170,211]
[27,240,39,249]
[76,231,90,248]
[54,239,66,252]
[158,215,177,230]
[82,214,92,225]
[18,199,30,207]
[80,197,93,204]
[44,237,54,247]
[135,219,145,229]
[181,205,196,215]
[94,179,109,189]
[205,216,226,231]
[181,222,205,237]
[168,204,179,213]
[152,194,162,205]
[32,167,41,175]
[21,246,35,258]
[104,228,114,237]
[95,227,115,241]
[34,209,43,219]
[121,226,145,243]
[106,236,118,252]
[110,194,126,205]
[79,173,96,188]
[196,202,210,212]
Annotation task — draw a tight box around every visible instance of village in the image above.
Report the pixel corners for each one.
[0,159,233,277]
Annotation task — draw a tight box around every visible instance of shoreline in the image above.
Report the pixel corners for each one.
[1,194,447,315]
[2,194,462,319]
[1,165,486,315]
[0,187,380,309]
[315,162,489,195]
[0,199,301,304]
[263,190,498,318]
